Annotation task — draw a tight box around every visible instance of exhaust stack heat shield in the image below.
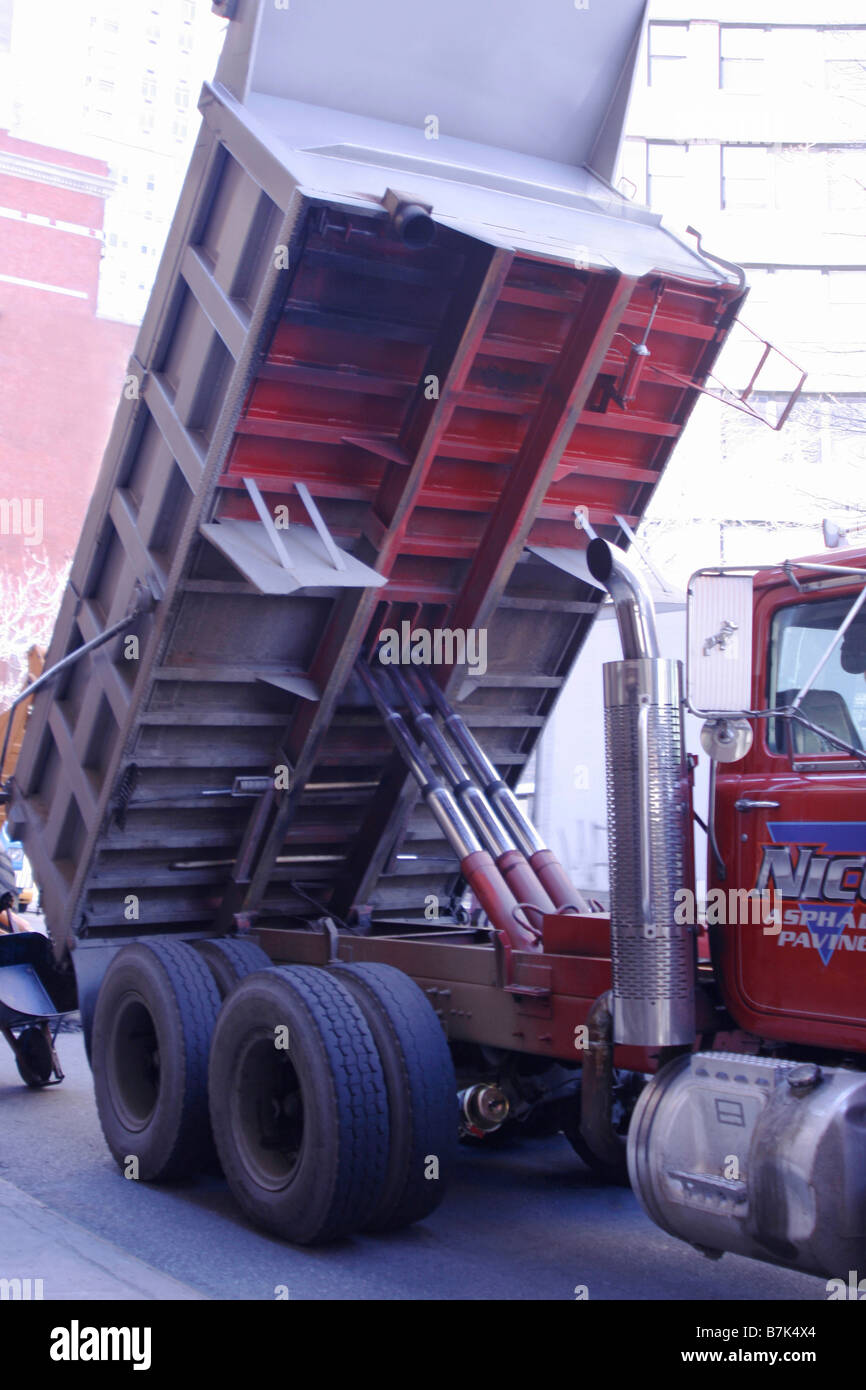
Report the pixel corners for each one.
[603,658,695,1047]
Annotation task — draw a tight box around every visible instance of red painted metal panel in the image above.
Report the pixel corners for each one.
[712,556,866,1052]
[204,222,737,921]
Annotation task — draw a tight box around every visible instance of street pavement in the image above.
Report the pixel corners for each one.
[0,1028,832,1302]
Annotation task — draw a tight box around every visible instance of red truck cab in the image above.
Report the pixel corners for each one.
[711,549,866,1053]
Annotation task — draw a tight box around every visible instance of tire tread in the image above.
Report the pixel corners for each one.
[272,966,389,1241]
[92,939,220,1181]
[330,962,456,1231]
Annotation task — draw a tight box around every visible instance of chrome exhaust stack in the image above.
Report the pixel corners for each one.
[587,536,660,661]
[587,540,695,1048]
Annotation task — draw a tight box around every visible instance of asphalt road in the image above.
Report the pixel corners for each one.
[0,1028,831,1303]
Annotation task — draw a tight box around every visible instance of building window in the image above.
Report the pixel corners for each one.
[146,173,156,191]
[824,30,866,96]
[647,23,688,87]
[0,0,14,53]
[175,84,190,110]
[722,145,772,211]
[826,56,866,95]
[737,268,776,353]
[744,266,773,304]
[142,76,156,101]
[179,30,192,54]
[146,22,159,44]
[172,117,188,141]
[720,27,767,94]
[825,271,866,340]
[827,149,866,211]
[141,109,155,133]
[182,0,195,20]
[646,143,689,213]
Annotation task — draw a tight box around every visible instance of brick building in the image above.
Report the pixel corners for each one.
[0,129,135,691]
[0,131,135,566]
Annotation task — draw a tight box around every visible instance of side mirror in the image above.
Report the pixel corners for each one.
[686,572,754,715]
[700,717,753,762]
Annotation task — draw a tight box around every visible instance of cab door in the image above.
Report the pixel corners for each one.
[712,580,866,1052]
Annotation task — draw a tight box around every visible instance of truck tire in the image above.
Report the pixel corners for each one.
[0,847,18,911]
[561,1114,630,1185]
[14,1025,55,1088]
[208,965,389,1244]
[329,962,456,1231]
[560,1070,643,1186]
[91,939,221,1181]
[192,937,271,1000]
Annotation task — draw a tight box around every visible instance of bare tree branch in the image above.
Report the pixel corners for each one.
[0,554,69,710]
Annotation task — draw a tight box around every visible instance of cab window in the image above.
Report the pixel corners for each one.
[767,595,866,755]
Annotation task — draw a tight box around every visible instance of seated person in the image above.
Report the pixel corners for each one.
[0,890,37,934]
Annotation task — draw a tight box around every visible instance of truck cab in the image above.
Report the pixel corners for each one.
[712,550,866,1055]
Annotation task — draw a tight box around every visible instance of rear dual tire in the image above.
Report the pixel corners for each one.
[329,963,456,1232]
[91,942,456,1243]
[208,962,456,1243]
[208,965,390,1244]
[91,939,221,1181]
[192,935,271,999]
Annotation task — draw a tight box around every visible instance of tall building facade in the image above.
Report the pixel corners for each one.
[0,2,223,700]
[0,0,225,324]
[535,0,866,895]
[0,128,136,696]
[619,0,866,578]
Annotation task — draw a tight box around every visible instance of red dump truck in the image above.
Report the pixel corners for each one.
[4,0,863,1280]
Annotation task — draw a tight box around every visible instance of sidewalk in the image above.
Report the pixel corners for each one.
[0,1177,206,1300]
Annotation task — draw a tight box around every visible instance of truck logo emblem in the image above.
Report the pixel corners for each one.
[756,823,866,965]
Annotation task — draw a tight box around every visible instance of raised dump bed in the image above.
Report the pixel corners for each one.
[8,0,741,1003]
[1,0,759,1248]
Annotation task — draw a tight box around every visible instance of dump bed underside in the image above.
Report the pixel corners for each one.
[10,79,740,950]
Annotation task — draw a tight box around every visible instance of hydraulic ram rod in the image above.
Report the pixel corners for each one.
[387,668,555,920]
[418,670,589,913]
[357,664,539,952]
